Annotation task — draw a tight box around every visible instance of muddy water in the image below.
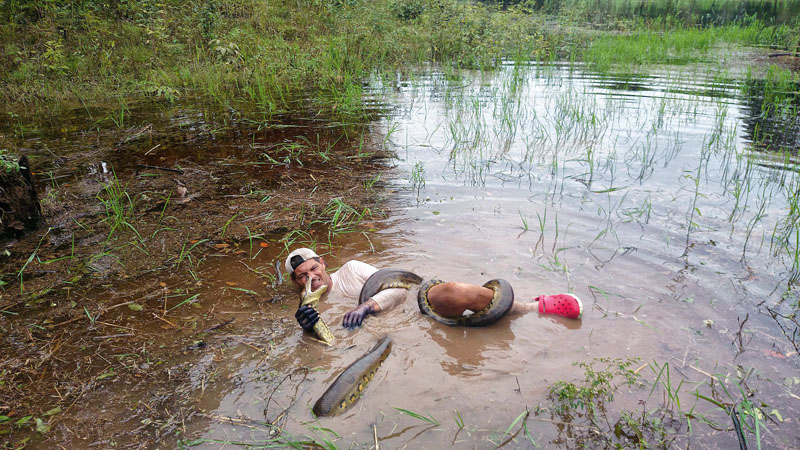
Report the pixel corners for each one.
[171,62,800,448]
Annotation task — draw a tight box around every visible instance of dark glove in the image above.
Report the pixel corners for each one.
[295,305,319,332]
[343,303,374,329]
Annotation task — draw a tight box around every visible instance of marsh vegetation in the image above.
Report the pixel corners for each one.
[1,0,799,448]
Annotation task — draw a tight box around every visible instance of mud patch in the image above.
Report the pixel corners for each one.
[0,103,397,448]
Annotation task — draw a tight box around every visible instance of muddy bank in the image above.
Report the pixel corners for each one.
[0,102,396,448]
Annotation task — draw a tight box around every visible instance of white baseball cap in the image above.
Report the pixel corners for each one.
[285,248,320,274]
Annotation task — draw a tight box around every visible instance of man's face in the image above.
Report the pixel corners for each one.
[293,258,332,292]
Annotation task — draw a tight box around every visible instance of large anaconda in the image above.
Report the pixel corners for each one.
[358,268,423,304]
[417,278,514,327]
[313,335,393,416]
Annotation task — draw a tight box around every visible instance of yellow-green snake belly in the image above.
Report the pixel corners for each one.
[312,335,393,416]
[417,278,514,327]
[300,283,336,345]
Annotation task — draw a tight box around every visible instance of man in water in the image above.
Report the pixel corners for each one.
[287,248,583,332]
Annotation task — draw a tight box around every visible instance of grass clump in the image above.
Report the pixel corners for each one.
[0,149,22,173]
[96,171,141,242]
[549,357,641,416]
[579,16,800,73]
[547,357,685,448]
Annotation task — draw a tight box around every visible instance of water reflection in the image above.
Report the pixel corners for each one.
[421,317,517,375]
[739,76,800,155]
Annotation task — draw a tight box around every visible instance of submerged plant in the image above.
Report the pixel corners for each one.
[547,357,688,448]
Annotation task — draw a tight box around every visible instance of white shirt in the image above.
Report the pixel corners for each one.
[329,260,408,310]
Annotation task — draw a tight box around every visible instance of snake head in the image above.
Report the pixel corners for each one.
[301,277,328,305]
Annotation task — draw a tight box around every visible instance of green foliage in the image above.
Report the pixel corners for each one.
[390,0,425,21]
[0,0,553,115]
[549,357,640,416]
[548,357,687,448]
[0,0,797,119]
[0,149,22,173]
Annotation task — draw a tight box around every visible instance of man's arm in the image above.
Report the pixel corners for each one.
[338,261,411,328]
[342,287,409,328]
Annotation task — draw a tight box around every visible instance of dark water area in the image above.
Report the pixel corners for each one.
[740,76,800,155]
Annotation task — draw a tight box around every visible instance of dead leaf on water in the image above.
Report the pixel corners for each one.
[762,349,787,359]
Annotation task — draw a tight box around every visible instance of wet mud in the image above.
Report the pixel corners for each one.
[0,103,395,448]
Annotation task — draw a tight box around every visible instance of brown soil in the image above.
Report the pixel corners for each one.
[0,105,394,448]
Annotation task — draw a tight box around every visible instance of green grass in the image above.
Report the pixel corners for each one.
[0,0,552,120]
[584,28,716,70]
[577,18,799,72]
[96,171,141,242]
[394,407,440,426]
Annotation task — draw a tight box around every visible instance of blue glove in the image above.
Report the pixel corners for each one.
[343,303,374,328]
[295,305,319,331]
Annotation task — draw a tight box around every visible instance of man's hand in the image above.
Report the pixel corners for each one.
[343,303,374,328]
[295,305,320,331]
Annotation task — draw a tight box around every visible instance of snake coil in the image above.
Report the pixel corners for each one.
[417,278,514,327]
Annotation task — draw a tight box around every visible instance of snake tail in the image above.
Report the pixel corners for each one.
[358,269,423,305]
[312,335,393,416]
[417,278,514,327]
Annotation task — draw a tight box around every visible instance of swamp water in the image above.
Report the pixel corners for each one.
[175,62,800,448]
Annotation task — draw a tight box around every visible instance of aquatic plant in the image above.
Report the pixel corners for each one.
[96,170,141,242]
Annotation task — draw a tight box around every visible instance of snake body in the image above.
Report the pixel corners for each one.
[358,269,423,304]
[417,278,514,327]
[300,280,336,345]
[312,335,393,416]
